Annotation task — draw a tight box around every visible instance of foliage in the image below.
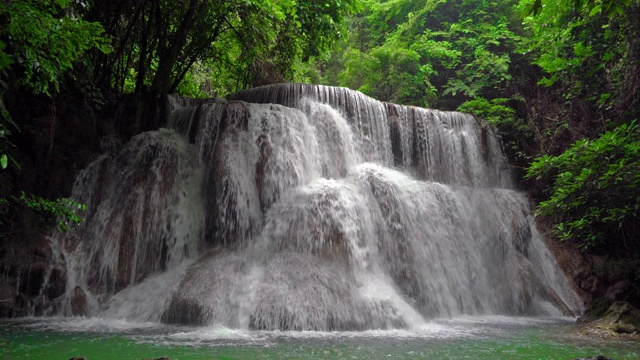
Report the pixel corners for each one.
[332,0,524,110]
[520,0,640,123]
[89,0,359,96]
[526,121,640,250]
[19,192,86,233]
[528,0,633,18]
[0,0,110,95]
[340,45,432,106]
[458,97,533,163]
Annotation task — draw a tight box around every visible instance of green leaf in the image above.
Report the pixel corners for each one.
[0,154,7,169]
[589,4,602,16]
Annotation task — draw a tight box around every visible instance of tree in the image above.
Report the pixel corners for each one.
[334,0,524,109]
[89,0,359,96]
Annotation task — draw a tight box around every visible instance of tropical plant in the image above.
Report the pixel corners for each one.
[526,121,640,251]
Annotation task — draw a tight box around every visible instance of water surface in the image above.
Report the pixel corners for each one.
[2,316,638,359]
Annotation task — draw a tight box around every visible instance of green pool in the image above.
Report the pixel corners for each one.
[1,317,638,359]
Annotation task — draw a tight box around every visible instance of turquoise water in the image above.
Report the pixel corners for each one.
[1,317,638,359]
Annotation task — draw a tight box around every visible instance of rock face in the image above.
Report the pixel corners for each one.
[0,236,67,317]
[535,218,640,315]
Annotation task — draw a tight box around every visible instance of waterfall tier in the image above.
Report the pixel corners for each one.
[46,84,582,329]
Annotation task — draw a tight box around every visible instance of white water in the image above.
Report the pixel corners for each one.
[42,84,583,330]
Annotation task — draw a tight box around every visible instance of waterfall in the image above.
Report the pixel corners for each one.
[43,84,583,329]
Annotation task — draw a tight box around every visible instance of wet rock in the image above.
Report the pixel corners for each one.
[592,301,640,334]
[45,265,67,300]
[579,275,600,295]
[0,282,17,317]
[33,239,52,261]
[32,295,51,316]
[13,293,29,317]
[70,286,88,316]
[24,261,48,296]
[605,280,632,302]
[577,298,612,325]
[579,301,640,338]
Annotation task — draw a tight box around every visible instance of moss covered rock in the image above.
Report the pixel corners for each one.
[579,301,640,338]
[592,301,640,334]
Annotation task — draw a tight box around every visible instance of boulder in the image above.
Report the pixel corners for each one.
[592,301,640,334]
[70,286,88,316]
[578,301,640,338]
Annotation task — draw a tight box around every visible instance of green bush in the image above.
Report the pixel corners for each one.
[526,121,640,250]
[458,97,533,164]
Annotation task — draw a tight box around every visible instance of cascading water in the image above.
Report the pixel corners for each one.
[43,84,583,330]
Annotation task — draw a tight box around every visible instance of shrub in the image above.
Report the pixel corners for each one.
[526,121,640,251]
